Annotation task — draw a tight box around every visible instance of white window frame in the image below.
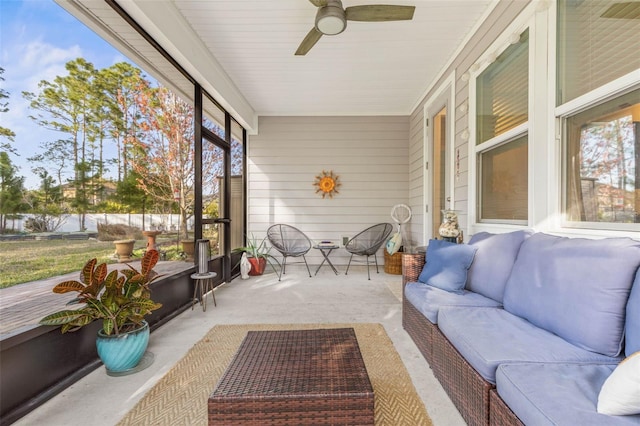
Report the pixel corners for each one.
[555,82,640,235]
[468,3,541,235]
[551,1,640,238]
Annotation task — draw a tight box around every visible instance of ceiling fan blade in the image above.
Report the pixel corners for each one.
[600,2,640,19]
[295,27,323,56]
[309,0,328,7]
[345,5,415,22]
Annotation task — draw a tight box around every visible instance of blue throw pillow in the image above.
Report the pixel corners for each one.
[418,239,478,293]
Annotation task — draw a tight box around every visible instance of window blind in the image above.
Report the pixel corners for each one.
[476,30,529,145]
[557,0,640,105]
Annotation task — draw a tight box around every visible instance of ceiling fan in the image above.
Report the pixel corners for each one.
[600,1,640,19]
[295,0,416,55]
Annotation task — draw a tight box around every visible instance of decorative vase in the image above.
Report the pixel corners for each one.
[181,239,195,262]
[113,239,135,263]
[240,252,251,279]
[438,210,460,243]
[248,257,266,276]
[96,321,150,373]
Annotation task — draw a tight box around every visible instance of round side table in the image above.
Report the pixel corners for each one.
[190,272,217,311]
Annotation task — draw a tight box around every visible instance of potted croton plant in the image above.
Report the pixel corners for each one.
[40,249,163,375]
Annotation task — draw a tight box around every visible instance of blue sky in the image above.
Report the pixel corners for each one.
[1,0,130,188]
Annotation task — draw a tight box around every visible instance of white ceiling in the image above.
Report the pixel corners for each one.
[67,0,496,131]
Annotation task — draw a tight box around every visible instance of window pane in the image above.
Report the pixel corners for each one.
[202,142,225,255]
[564,89,640,224]
[203,95,226,139]
[432,107,447,238]
[230,119,245,251]
[479,136,528,221]
[476,29,529,144]
[557,0,640,105]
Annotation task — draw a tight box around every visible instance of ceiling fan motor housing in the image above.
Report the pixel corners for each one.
[315,1,346,35]
[296,0,415,55]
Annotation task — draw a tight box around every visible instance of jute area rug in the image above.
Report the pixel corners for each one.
[117,323,432,425]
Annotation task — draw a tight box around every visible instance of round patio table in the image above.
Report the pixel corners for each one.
[190,272,217,311]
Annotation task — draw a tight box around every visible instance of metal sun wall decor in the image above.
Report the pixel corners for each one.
[313,170,341,199]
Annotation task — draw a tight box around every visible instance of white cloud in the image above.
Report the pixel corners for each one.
[20,39,81,70]
[14,40,81,92]
[1,38,82,188]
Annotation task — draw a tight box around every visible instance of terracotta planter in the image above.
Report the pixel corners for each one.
[142,230,162,251]
[248,257,267,275]
[113,239,135,263]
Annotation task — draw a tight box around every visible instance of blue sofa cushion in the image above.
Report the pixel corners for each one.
[404,282,501,324]
[496,363,640,426]
[418,239,477,293]
[438,307,620,384]
[626,269,640,357]
[466,230,532,303]
[503,233,640,357]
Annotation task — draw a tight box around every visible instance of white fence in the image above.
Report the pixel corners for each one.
[9,214,193,233]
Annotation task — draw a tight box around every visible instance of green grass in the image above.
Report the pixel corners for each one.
[0,237,184,289]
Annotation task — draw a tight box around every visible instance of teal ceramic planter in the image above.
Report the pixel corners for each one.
[96,321,150,373]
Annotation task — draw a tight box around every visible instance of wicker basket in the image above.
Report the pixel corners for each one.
[384,250,403,274]
[401,252,425,285]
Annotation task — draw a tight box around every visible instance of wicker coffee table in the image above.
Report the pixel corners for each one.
[208,328,374,425]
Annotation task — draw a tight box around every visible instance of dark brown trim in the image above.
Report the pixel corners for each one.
[242,127,248,250]
[224,112,232,279]
[194,84,203,242]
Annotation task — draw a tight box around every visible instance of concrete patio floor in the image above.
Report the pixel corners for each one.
[12,265,465,426]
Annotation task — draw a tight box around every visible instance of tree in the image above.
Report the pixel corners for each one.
[580,116,635,222]
[28,139,73,186]
[32,168,63,207]
[0,68,16,155]
[21,169,66,233]
[100,63,149,183]
[127,86,212,240]
[0,152,25,232]
[110,171,147,212]
[23,59,106,230]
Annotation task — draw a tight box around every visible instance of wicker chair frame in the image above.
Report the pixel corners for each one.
[267,224,312,280]
[344,223,393,280]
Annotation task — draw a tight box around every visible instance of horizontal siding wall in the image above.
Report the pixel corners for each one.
[248,115,410,266]
[408,1,529,245]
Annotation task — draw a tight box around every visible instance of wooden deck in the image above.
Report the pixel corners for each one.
[0,260,195,337]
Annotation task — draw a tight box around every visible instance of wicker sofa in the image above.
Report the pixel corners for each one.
[402,231,640,426]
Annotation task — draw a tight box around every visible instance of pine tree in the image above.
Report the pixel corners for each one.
[0,152,24,232]
[0,68,16,155]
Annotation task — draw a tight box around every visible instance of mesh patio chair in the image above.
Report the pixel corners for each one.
[267,224,313,280]
[345,223,394,280]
